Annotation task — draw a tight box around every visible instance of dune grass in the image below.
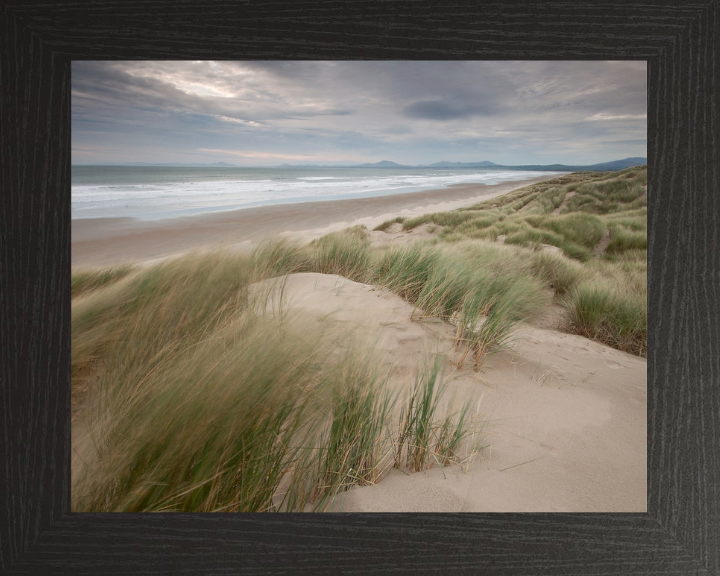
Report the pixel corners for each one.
[309,226,373,282]
[395,356,482,473]
[413,258,473,320]
[605,223,648,254]
[559,250,647,356]
[530,251,584,296]
[72,251,256,395]
[72,165,647,511]
[71,264,135,298]
[372,243,445,302]
[455,276,547,370]
[316,350,396,502]
[402,210,477,231]
[377,167,647,359]
[561,282,646,356]
[250,238,311,277]
[395,356,446,472]
[72,249,485,513]
[373,216,406,231]
[372,166,647,356]
[74,307,322,512]
[366,239,549,366]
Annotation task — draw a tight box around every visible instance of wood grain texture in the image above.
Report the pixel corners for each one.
[1,1,718,574]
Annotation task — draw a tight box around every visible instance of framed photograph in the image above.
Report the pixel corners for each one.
[2,2,718,574]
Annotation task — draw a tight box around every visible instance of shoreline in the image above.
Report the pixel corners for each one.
[72,175,559,267]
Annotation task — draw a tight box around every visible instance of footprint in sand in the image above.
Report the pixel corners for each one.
[605,360,625,370]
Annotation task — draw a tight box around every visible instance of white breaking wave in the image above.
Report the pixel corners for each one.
[71,169,562,220]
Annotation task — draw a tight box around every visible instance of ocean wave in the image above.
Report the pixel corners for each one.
[71,169,562,220]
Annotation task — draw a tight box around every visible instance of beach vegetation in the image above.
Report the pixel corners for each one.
[72,249,484,513]
[373,216,406,231]
[561,281,646,356]
[402,210,477,231]
[530,251,584,295]
[364,165,647,356]
[455,276,547,370]
[394,355,482,473]
[71,264,135,298]
[72,165,647,511]
[309,227,372,282]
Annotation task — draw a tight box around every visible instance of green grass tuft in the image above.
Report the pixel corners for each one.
[72,264,135,298]
[456,277,546,370]
[395,356,484,473]
[310,228,372,282]
[373,216,406,231]
[562,282,646,356]
[531,251,584,295]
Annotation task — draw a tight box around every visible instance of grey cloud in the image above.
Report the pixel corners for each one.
[402,100,496,121]
[602,139,648,146]
[74,61,356,128]
[280,108,353,119]
[72,61,647,166]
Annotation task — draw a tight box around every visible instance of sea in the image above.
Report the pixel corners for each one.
[71,166,562,221]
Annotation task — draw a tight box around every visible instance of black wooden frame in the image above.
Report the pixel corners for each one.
[1,2,718,574]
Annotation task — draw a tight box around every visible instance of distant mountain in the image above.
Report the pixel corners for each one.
[579,157,647,171]
[420,157,646,171]
[354,160,405,168]
[341,157,645,171]
[76,157,646,172]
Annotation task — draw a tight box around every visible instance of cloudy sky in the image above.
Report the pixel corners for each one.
[72,61,646,166]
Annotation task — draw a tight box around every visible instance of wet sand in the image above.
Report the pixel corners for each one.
[72,175,559,267]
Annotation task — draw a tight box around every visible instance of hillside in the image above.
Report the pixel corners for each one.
[374,165,647,355]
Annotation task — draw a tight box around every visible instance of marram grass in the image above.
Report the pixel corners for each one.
[394,355,483,473]
[72,264,135,298]
[72,250,485,512]
[72,165,647,511]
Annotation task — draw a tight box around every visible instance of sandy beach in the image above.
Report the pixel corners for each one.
[72,176,558,267]
[71,172,646,513]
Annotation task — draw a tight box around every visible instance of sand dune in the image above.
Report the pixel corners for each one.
[72,173,646,512]
[253,273,646,512]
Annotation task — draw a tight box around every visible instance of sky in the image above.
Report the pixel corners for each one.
[72,61,647,166]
